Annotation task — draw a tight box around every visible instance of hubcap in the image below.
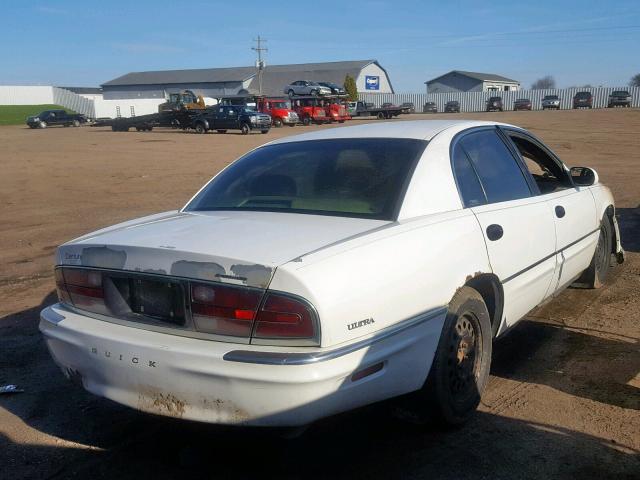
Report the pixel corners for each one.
[447,313,480,400]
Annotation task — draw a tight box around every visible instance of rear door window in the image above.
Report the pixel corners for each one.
[458,129,531,204]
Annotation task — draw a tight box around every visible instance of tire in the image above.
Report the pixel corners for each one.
[288,89,295,98]
[72,119,80,127]
[40,121,47,129]
[377,111,385,120]
[194,123,206,134]
[241,123,250,135]
[302,116,311,126]
[578,215,613,288]
[418,286,492,426]
[273,118,283,128]
[310,89,318,96]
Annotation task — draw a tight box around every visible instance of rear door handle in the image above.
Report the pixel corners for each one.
[555,206,566,218]
[486,224,504,241]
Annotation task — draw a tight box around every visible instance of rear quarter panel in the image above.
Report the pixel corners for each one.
[270,210,491,347]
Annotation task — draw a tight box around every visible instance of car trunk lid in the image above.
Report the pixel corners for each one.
[57,210,388,288]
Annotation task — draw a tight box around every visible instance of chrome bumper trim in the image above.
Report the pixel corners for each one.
[223,306,447,365]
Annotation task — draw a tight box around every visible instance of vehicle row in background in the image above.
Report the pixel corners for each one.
[26,109,88,128]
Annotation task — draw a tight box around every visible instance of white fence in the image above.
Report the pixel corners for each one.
[360,87,640,112]
[0,85,95,117]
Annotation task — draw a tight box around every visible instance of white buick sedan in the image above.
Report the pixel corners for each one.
[41,120,624,426]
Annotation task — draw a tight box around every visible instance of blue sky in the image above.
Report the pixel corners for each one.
[1,0,639,92]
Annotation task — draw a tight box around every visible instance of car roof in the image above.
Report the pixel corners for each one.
[267,119,513,143]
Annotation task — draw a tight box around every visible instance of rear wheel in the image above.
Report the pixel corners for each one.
[302,116,311,126]
[413,286,492,426]
[194,123,206,134]
[241,123,250,135]
[273,118,283,128]
[377,111,385,120]
[288,89,295,98]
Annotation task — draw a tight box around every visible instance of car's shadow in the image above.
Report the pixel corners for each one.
[616,206,640,253]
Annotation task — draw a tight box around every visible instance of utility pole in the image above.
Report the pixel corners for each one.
[252,36,268,96]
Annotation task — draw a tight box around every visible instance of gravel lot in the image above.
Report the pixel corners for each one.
[1,110,638,479]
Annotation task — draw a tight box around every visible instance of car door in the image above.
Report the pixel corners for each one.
[454,128,558,332]
[501,129,599,292]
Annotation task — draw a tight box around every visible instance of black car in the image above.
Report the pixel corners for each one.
[513,98,532,111]
[486,96,504,112]
[191,105,271,135]
[423,102,437,113]
[608,90,631,108]
[26,109,87,128]
[400,102,416,114]
[444,101,460,113]
[573,91,593,109]
[317,82,346,95]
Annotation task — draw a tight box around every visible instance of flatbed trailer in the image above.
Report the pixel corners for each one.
[351,101,403,119]
[93,110,199,132]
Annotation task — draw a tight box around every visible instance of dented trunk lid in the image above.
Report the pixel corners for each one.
[57,210,387,288]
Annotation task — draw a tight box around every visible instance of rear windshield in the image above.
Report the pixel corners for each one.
[576,92,592,98]
[185,138,427,220]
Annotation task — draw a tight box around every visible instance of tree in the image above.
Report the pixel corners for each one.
[344,74,358,101]
[531,75,556,90]
[630,73,640,87]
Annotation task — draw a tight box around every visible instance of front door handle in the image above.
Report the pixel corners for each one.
[555,206,566,218]
[486,224,504,241]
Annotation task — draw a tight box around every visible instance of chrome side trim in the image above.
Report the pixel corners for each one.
[223,306,448,365]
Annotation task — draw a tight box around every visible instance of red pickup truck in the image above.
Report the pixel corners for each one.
[256,97,298,127]
[290,96,331,125]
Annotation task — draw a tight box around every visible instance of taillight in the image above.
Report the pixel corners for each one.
[190,282,262,338]
[253,293,317,341]
[55,267,107,314]
[190,282,319,345]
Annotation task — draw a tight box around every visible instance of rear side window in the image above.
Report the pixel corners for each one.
[452,145,486,207]
[458,130,531,204]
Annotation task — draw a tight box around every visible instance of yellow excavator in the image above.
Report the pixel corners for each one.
[158,90,206,113]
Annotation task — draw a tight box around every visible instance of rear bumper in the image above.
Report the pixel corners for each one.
[40,304,445,426]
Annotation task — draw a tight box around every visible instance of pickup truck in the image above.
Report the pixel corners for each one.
[26,109,87,128]
[349,101,403,119]
[191,105,271,134]
[608,91,632,108]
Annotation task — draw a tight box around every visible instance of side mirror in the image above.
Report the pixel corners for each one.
[570,166,599,186]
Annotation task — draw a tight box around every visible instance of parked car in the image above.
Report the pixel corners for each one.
[400,102,415,114]
[317,82,346,95]
[191,105,271,134]
[486,96,503,112]
[444,100,460,113]
[573,91,593,109]
[40,120,624,428]
[607,90,631,108]
[284,81,332,97]
[541,95,561,110]
[423,102,437,113]
[26,109,87,128]
[513,98,532,111]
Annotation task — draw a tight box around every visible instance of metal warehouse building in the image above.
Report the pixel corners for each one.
[102,59,394,100]
[426,70,520,93]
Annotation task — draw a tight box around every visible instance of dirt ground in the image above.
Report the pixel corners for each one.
[1,110,638,479]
